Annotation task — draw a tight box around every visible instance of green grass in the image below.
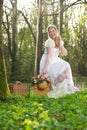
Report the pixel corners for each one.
[0,87,87,130]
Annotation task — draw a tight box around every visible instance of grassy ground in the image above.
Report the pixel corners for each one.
[0,76,87,130]
[0,89,87,129]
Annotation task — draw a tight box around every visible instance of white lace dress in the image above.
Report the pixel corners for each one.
[40,38,79,98]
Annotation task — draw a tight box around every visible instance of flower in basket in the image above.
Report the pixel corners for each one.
[32,74,52,95]
[32,74,50,85]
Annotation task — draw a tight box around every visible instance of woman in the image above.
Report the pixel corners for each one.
[40,24,79,98]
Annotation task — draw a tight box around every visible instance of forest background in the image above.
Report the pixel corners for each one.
[0,1,87,128]
[2,0,87,83]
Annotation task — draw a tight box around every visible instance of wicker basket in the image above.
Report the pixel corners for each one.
[9,82,29,96]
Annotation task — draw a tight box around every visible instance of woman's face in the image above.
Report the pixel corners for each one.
[48,27,57,39]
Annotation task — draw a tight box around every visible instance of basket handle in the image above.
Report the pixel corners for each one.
[16,81,22,84]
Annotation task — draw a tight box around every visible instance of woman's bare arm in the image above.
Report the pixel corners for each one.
[41,47,52,75]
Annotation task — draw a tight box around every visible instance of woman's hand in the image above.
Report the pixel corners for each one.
[60,45,68,56]
[41,68,46,76]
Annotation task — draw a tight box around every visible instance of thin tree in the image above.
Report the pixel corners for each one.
[10,0,18,81]
[34,0,43,76]
[59,0,64,35]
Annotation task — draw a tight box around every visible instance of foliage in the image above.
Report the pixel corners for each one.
[3,0,87,83]
[0,87,87,129]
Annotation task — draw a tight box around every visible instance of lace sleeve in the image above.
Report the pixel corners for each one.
[45,38,55,48]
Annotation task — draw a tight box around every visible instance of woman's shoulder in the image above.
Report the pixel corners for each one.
[46,38,54,42]
[45,38,55,47]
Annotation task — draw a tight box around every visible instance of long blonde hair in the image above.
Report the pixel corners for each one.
[47,24,61,48]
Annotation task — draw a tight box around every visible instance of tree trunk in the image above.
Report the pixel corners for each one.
[10,0,18,81]
[0,0,10,98]
[34,0,43,76]
[52,0,58,26]
[59,0,64,35]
